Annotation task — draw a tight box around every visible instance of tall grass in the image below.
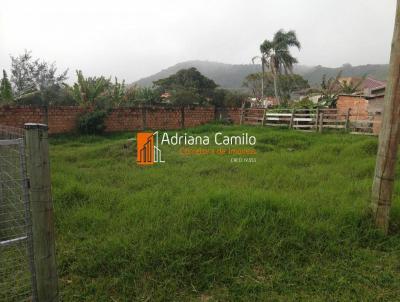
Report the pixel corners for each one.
[50,125,400,301]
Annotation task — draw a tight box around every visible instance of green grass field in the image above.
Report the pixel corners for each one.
[50,125,400,301]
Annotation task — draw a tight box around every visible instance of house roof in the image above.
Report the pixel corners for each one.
[362,77,386,90]
[338,76,386,90]
[337,94,384,100]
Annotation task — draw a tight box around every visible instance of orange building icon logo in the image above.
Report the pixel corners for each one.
[136,132,164,165]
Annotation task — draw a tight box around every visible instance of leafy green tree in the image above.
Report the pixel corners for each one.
[0,70,13,104]
[211,89,247,107]
[169,88,205,106]
[154,67,217,100]
[243,72,308,103]
[259,29,301,104]
[242,73,267,99]
[274,74,309,102]
[221,90,247,107]
[10,50,68,105]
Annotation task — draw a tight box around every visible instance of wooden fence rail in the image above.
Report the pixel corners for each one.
[240,108,382,135]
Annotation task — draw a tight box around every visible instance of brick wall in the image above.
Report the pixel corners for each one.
[48,107,84,133]
[183,107,215,128]
[105,107,143,132]
[336,95,369,120]
[145,107,183,129]
[0,105,226,134]
[215,107,242,124]
[0,106,45,128]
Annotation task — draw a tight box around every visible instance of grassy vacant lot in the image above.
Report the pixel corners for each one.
[50,125,400,301]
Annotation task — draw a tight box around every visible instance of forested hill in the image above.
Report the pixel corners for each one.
[134,60,388,89]
[301,63,389,85]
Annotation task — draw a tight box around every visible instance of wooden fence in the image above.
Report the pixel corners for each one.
[240,108,382,135]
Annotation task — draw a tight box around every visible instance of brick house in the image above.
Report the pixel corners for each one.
[336,77,386,134]
[336,94,384,119]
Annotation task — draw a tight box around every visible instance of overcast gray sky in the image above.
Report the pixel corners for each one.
[0,0,396,83]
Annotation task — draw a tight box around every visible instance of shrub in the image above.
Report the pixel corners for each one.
[291,98,317,109]
[169,88,205,105]
[77,110,108,135]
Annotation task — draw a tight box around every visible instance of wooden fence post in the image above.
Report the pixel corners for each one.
[345,108,351,132]
[261,108,267,126]
[319,112,324,133]
[315,108,319,132]
[24,123,59,302]
[289,108,295,129]
[335,110,339,129]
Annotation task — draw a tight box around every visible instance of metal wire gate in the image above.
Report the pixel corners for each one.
[0,126,37,302]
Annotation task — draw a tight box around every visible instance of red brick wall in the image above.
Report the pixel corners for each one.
[0,106,45,128]
[105,107,143,132]
[0,105,222,134]
[145,107,182,129]
[183,107,215,128]
[48,107,84,133]
[227,107,242,124]
[337,95,369,120]
[215,107,242,124]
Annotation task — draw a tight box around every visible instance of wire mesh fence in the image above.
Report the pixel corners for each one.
[0,125,37,302]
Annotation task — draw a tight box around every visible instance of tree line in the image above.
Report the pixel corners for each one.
[0,51,247,109]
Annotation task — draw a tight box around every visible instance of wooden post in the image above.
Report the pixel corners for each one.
[261,108,267,126]
[289,108,295,129]
[315,108,319,132]
[24,123,59,302]
[345,108,351,132]
[335,109,339,129]
[371,0,400,234]
[239,101,246,125]
[319,112,324,133]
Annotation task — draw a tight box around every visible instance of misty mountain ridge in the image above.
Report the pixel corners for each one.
[134,60,389,89]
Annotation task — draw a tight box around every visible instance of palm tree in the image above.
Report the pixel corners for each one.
[251,54,267,99]
[259,29,301,104]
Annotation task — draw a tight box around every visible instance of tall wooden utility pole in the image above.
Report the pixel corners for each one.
[371,0,400,234]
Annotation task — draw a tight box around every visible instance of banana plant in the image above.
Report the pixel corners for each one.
[109,77,126,107]
[317,72,342,108]
[66,70,110,107]
[339,75,366,94]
